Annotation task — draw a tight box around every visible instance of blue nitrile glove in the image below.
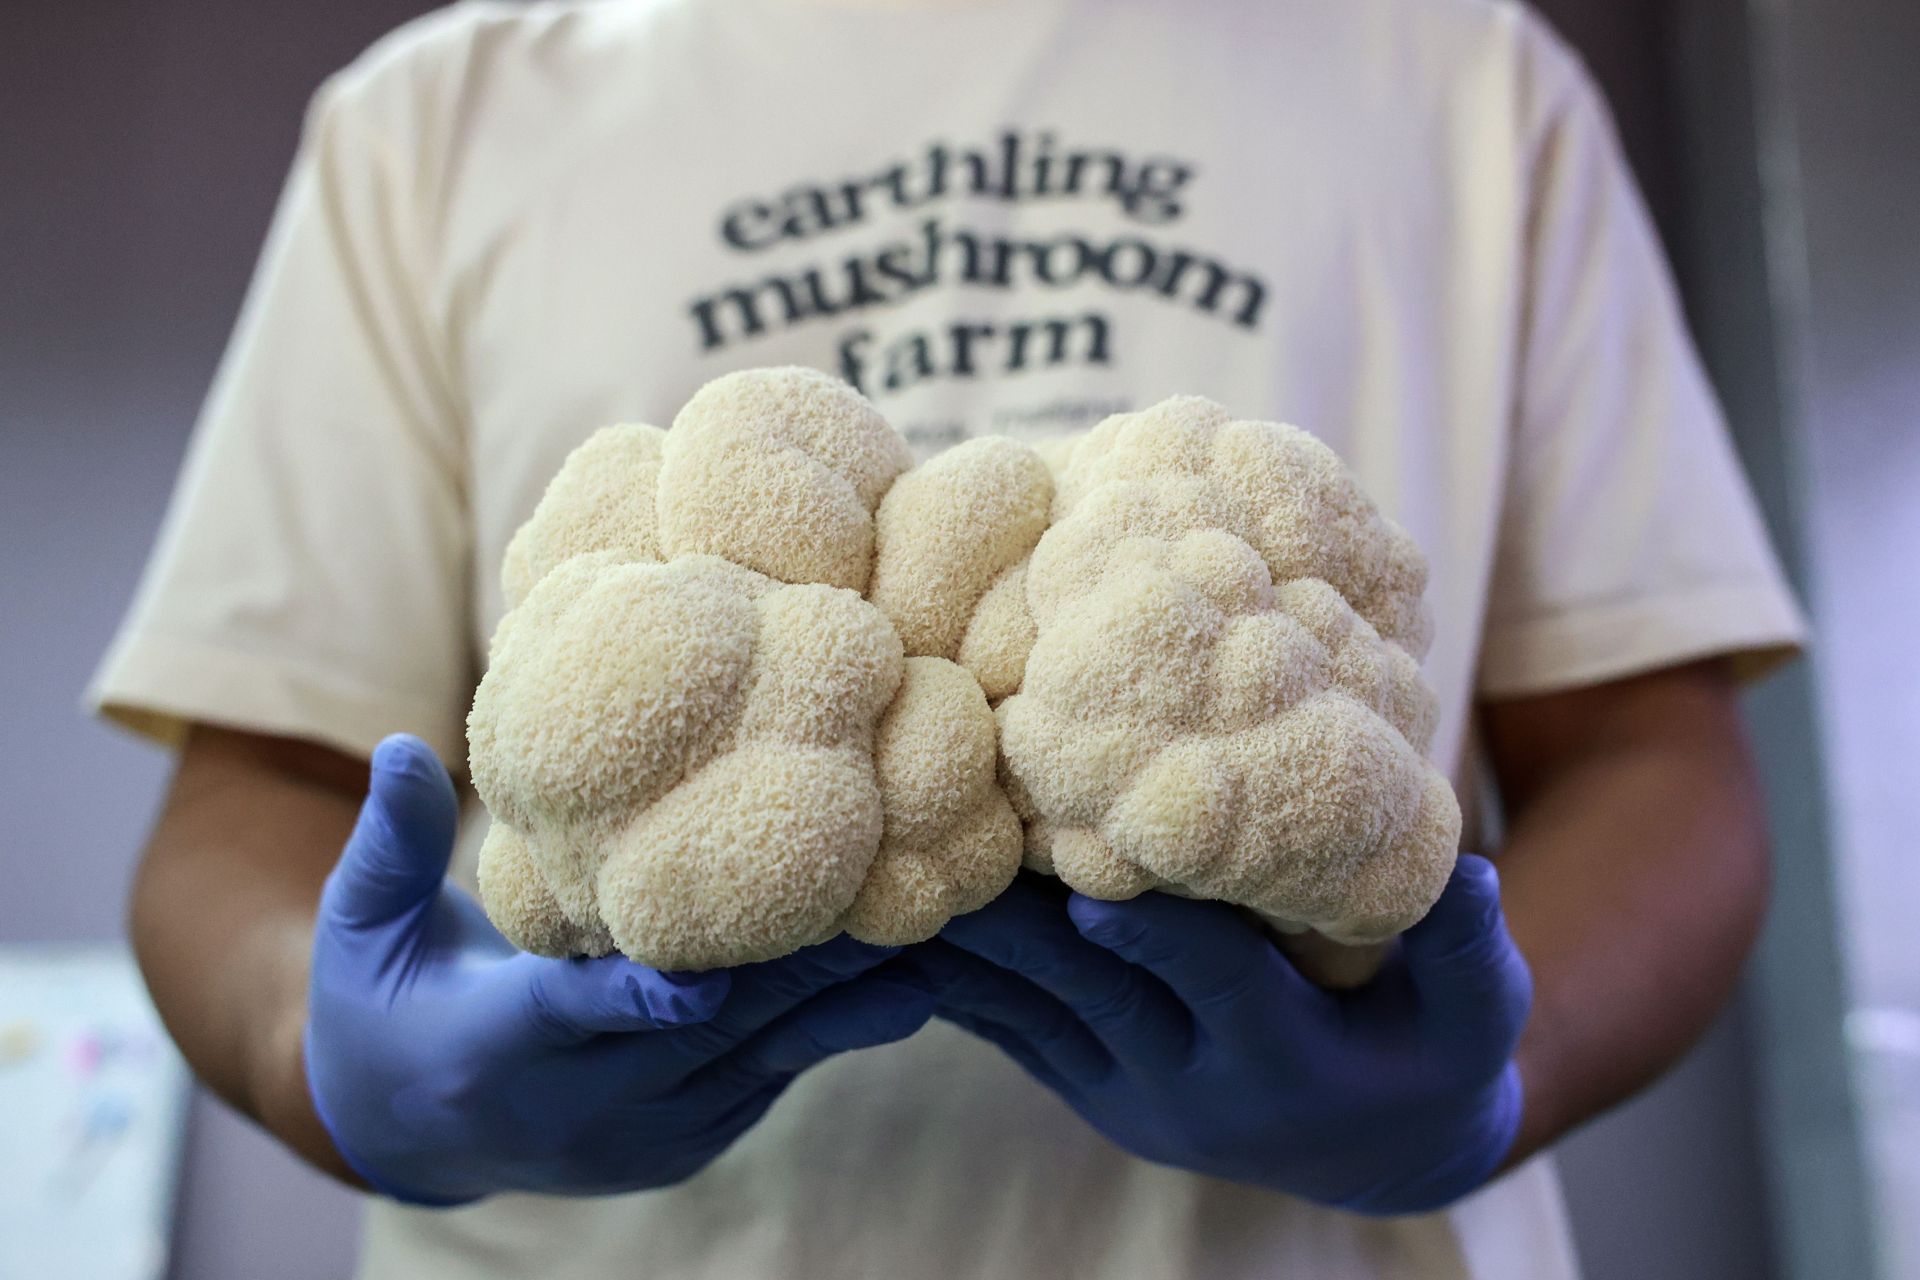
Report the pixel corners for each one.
[904,857,1530,1215]
[304,734,934,1205]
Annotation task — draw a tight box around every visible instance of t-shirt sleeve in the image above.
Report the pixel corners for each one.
[86,52,475,766]
[1476,19,1807,699]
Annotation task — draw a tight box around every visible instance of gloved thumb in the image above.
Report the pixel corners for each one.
[322,734,460,929]
[1401,854,1532,1054]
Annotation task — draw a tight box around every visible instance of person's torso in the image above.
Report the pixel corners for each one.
[366,2,1580,1276]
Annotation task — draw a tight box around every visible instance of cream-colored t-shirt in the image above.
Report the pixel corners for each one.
[91,1,1806,1276]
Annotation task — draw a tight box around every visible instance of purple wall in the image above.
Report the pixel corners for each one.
[3,8,425,1276]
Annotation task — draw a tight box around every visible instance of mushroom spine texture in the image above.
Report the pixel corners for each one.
[994,397,1458,944]
[471,368,1022,971]
[470,367,1459,970]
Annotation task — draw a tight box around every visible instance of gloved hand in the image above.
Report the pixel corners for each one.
[904,858,1530,1215]
[305,734,934,1205]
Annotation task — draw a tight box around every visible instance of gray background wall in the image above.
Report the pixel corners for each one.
[0,2,1883,1277]
[1768,0,1920,1272]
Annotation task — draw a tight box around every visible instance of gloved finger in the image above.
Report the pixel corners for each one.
[491,952,733,1047]
[570,1074,789,1196]
[320,735,459,931]
[713,936,907,1034]
[937,1006,1084,1103]
[1066,890,1327,1046]
[643,936,906,1076]
[941,879,1192,1074]
[690,975,934,1094]
[1401,855,1532,1055]
[899,939,1113,1084]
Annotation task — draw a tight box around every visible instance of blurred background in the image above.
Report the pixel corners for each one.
[2,1,1914,1277]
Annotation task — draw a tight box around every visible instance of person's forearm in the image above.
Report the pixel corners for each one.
[129,728,371,1185]
[1487,664,1770,1167]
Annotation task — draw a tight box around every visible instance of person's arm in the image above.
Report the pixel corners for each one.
[129,725,367,1185]
[1485,656,1770,1166]
[129,725,934,1203]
